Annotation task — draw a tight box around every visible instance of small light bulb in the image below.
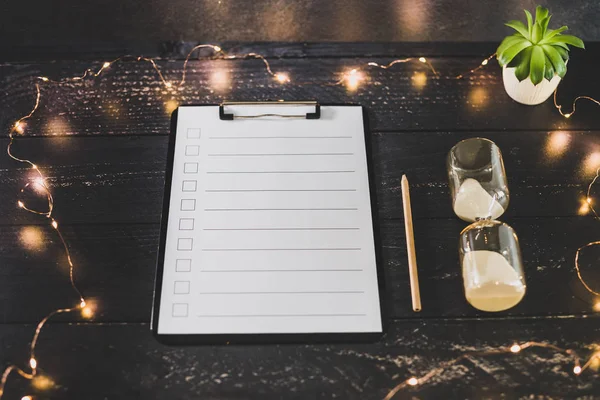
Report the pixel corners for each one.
[587,197,593,204]
[418,57,427,63]
[102,62,111,68]
[510,344,521,353]
[275,73,289,83]
[564,113,572,119]
[573,365,582,375]
[165,82,172,88]
[40,76,49,82]
[214,46,222,52]
[31,164,38,170]
[14,121,21,129]
[18,201,24,208]
[30,358,37,369]
[51,220,58,229]
[481,59,489,66]
[80,300,86,308]
[21,396,33,400]
[407,377,418,386]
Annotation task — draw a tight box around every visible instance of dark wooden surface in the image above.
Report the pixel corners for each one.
[1,1,599,59]
[1,42,600,399]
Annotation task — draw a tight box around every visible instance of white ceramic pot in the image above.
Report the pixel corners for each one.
[502,66,562,105]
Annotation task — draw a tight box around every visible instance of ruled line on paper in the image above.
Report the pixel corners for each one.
[209,136,353,139]
[201,269,364,272]
[201,248,362,252]
[208,153,354,157]
[205,189,357,192]
[204,208,358,211]
[197,314,367,318]
[202,227,360,231]
[206,170,356,174]
[197,291,365,294]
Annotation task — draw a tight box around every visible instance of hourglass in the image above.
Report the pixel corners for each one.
[448,138,526,312]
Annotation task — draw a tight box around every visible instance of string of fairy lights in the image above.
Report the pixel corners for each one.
[1,43,600,399]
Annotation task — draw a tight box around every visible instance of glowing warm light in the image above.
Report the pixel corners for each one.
[209,69,231,92]
[579,200,591,215]
[81,304,95,319]
[418,57,427,63]
[164,99,179,115]
[51,220,58,229]
[583,152,600,175]
[564,113,572,119]
[274,73,290,83]
[545,131,571,158]
[32,375,55,390]
[29,358,37,369]
[411,71,427,89]
[31,164,38,170]
[102,62,111,69]
[14,121,26,134]
[593,300,600,312]
[574,365,582,375]
[214,45,222,52]
[80,300,87,308]
[40,76,49,82]
[19,226,45,251]
[481,59,489,66]
[165,82,173,88]
[407,377,418,386]
[510,344,521,353]
[344,69,365,92]
[21,396,32,400]
[468,87,488,107]
[17,200,24,208]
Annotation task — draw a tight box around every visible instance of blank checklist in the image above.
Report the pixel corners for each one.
[154,105,383,339]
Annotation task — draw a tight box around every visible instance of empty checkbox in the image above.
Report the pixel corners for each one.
[174,281,190,294]
[182,180,197,192]
[186,145,200,156]
[187,128,201,139]
[177,238,193,251]
[176,259,192,272]
[181,199,196,211]
[172,303,188,317]
[184,163,198,174]
[179,218,194,230]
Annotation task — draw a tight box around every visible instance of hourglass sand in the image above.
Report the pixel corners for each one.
[447,138,526,312]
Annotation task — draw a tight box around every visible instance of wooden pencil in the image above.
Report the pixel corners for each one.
[401,175,422,312]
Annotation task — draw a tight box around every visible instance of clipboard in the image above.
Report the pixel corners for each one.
[152,101,385,344]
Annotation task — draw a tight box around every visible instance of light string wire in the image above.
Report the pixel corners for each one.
[0,43,597,399]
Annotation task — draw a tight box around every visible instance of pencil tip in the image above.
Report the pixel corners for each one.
[402,175,407,182]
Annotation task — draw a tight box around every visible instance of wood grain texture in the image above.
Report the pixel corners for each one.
[1,48,598,136]
[1,216,597,324]
[1,318,598,399]
[0,0,599,59]
[0,131,597,226]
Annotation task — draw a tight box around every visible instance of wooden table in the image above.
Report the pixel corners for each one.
[1,43,599,399]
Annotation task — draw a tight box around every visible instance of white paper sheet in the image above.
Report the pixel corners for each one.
[155,105,382,335]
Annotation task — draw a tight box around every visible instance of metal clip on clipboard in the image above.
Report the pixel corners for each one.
[219,100,321,120]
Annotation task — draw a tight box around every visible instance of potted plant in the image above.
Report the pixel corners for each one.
[497,5,584,105]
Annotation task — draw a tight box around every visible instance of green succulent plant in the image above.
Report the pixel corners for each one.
[497,5,584,85]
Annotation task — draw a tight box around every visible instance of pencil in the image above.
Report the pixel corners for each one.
[401,175,422,312]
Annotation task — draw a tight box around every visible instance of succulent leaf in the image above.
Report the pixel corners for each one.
[498,40,533,66]
[529,46,545,85]
[524,10,533,37]
[542,45,566,78]
[497,36,527,57]
[506,20,530,39]
[535,5,549,22]
[543,34,585,48]
[514,47,533,81]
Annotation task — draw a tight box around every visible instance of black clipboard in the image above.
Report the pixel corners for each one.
[152,102,386,345]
